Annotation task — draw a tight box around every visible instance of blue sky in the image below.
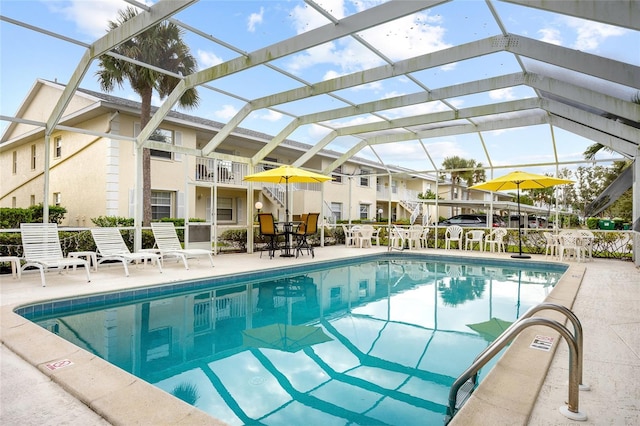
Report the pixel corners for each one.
[1,0,638,175]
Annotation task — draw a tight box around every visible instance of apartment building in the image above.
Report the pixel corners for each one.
[1,79,470,228]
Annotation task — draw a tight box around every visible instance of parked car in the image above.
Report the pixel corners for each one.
[437,214,506,228]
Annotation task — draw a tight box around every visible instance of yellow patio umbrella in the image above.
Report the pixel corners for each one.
[244,165,332,221]
[470,171,573,259]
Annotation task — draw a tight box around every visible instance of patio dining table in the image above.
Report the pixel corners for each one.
[276,221,301,257]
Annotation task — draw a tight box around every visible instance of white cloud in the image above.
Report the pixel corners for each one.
[489,88,516,101]
[47,0,152,40]
[564,17,627,51]
[307,123,333,140]
[538,28,562,46]
[247,7,264,33]
[197,50,223,69]
[286,5,451,84]
[213,104,238,120]
[256,109,283,122]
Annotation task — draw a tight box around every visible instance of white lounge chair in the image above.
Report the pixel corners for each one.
[20,223,91,287]
[91,227,163,276]
[151,222,214,269]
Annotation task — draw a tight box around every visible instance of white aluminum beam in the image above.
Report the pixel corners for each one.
[550,115,637,159]
[503,0,640,31]
[509,34,639,89]
[151,1,440,155]
[543,98,640,145]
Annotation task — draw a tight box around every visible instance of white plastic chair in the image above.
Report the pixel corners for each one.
[357,225,374,248]
[371,227,381,246]
[559,231,581,262]
[578,230,594,261]
[485,228,507,253]
[151,222,214,269]
[341,224,358,246]
[465,230,485,251]
[390,225,406,249]
[406,225,423,250]
[543,232,559,258]
[20,223,91,287]
[445,225,463,250]
[419,226,430,248]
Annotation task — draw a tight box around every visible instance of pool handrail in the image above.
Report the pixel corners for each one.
[445,309,588,424]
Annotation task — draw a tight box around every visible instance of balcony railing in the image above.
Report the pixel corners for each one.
[195,158,248,186]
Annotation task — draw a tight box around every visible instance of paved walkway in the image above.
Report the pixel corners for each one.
[1,247,638,425]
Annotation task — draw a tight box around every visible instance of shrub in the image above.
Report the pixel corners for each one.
[91,216,134,227]
[0,205,66,228]
[0,208,32,228]
[585,217,599,229]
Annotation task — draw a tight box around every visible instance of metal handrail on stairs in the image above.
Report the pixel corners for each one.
[445,303,588,424]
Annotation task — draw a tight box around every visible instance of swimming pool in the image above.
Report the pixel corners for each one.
[18,253,566,425]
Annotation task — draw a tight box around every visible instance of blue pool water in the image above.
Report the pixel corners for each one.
[19,254,566,425]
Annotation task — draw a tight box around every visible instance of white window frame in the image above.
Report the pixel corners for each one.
[216,197,234,222]
[359,204,369,220]
[359,169,370,187]
[53,192,61,206]
[54,136,62,158]
[31,144,36,170]
[151,191,173,219]
[330,202,342,222]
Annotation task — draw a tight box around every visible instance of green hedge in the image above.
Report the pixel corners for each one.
[0,205,67,228]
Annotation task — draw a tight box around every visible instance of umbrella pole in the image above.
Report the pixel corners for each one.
[512,182,531,259]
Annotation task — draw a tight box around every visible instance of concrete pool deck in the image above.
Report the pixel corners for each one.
[1,246,638,425]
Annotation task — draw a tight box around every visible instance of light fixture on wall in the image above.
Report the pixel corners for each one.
[378,208,383,222]
[255,201,263,213]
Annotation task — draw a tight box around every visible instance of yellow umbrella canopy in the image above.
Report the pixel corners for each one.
[466,317,513,342]
[470,171,573,259]
[244,165,333,184]
[470,171,573,192]
[242,323,333,353]
[244,165,332,220]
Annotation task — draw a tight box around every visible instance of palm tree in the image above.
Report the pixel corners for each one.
[96,7,199,225]
[441,156,485,214]
[441,156,468,203]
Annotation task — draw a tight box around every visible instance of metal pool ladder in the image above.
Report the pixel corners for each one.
[444,303,590,424]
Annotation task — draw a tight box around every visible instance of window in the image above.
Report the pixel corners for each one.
[330,202,342,222]
[149,129,173,159]
[53,192,61,206]
[151,191,172,219]
[30,194,35,206]
[358,280,369,299]
[330,287,342,308]
[359,204,369,220]
[54,136,62,158]
[217,197,233,221]
[12,151,17,174]
[11,197,16,208]
[31,145,36,169]
[359,169,370,187]
[332,166,343,183]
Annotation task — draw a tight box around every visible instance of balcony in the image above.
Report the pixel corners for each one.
[195,158,248,186]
